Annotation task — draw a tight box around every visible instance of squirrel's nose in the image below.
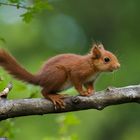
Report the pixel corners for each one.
[115,63,120,69]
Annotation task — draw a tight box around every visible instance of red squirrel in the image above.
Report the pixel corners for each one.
[0,43,120,108]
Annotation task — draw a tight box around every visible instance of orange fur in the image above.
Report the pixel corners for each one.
[0,43,120,107]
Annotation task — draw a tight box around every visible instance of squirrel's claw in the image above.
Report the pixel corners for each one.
[45,94,66,110]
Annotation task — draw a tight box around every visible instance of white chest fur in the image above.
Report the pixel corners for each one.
[60,72,100,91]
[85,72,100,83]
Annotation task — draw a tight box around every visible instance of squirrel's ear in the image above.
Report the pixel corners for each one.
[98,43,104,50]
[91,45,101,59]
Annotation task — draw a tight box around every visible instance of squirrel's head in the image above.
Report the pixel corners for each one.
[90,43,120,72]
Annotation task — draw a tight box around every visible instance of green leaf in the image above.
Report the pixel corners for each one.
[16,4,20,9]
[0,37,6,44]
[32,1,53,13]
[0,119,16,138]
[20,11,33,23]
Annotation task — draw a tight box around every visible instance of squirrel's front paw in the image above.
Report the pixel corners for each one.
[87,89,94,95]
[80,91,90,96]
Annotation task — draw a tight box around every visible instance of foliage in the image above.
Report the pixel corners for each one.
[0,0,140,140]
[43,114,80,140]
[21,0,53,23]
[0,119,17,139]
[0,0,53,23]
[0,37,6,44]
[0,113,80,140]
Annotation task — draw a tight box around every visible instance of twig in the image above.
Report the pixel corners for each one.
[0,85,140,121]
[0,82,13,98]
[0,2,30,9]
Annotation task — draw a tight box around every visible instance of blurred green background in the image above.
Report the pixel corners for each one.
[0,0,140,140]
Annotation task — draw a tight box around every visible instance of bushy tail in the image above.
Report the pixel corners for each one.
[0,49,39,85]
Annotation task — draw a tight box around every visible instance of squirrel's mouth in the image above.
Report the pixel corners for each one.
[109,68,119,72]
[109,64,120,72]
[110,69,114,72]
[108,69,114,72]
[109,68,117,72]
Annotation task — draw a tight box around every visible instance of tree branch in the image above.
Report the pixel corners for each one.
[0,82,13,98]
[0,2,30,9]
[0,85,140,121]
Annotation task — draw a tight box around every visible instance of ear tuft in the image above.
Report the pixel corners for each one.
[91,46,101,59]
[98,43,104,50]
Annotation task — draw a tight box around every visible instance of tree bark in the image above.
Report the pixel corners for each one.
[0,85,140,121]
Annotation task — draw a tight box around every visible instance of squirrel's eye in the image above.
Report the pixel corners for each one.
[104,57,110,63]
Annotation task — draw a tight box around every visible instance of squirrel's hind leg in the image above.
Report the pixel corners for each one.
[42,89,66,109]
